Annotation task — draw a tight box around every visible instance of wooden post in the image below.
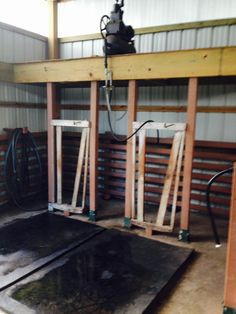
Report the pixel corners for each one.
[124,80,138,228]
[56,125,62,204]
[89,81,99,221]
[137,128,146,223]
[179,77,198,241]
[47,82,59,210]
[48,0,59,59]
[224,162,236,313]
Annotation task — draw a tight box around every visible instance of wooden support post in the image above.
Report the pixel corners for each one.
[89,81,99,221]
[137,128,146,223]
[224,163,236,313]
[48,0,59,59]
[179,77,198,241]
[124,80,138,228]
[56,126,62,204]
[47,83,59,210]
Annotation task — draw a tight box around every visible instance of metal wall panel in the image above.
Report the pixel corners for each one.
[0,23,47,133]
[58,0,236,37]
[58,5,236,142]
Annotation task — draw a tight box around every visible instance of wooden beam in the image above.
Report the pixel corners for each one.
[224,162,236,311]
[13,47,236,83]
[47,83,60,207]
[89,81,99,220]
[180,77,198,240]
[124,80,138,226]
[0,62,14,82]
[48,0,59,59]
[60,104,236,113]
[0,101,235,113]
[59,18,236,43]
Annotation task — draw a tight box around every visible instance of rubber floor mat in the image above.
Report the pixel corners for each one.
[3,228,194,314]
[0,212,104,291]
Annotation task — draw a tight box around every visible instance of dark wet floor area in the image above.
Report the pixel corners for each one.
[0,214,192,314]
[0,213,104,290]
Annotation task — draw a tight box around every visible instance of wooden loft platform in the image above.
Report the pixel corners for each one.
[0,46,233,83]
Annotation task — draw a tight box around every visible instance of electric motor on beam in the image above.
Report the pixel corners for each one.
[100,0,136,55]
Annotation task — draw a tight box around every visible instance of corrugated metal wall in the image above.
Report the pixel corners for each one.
[58,0,236,37]
[60,23,236,142]
[0,22,47,133]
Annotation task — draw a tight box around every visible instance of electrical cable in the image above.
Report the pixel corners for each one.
[4,128,46,211]
[206,166,233,247]
[100,14,157,143]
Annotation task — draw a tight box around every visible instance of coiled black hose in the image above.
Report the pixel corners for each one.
[206,166,233,247]
[4,128,45,211]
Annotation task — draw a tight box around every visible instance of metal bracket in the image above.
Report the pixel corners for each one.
[223,307,236,314]
[48,202,54,212]
[124,217,131,229]
[89,210,97,222]
[178,229,190,242]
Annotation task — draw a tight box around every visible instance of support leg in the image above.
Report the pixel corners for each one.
[179,78,198,241]
[89,81,99,221]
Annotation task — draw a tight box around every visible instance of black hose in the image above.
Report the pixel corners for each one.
[4,128,45,211]
[206,166,233,246]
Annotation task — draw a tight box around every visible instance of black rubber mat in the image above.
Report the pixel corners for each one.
[0,212,104,290]
[7,228,193,314]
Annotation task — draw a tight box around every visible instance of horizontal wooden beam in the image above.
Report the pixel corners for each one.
[61,104,236,113]
[13,47,236,83]
[1,101,236,114]
[0,101,46,109]
[59,18,236,43]
[0,62,14,82]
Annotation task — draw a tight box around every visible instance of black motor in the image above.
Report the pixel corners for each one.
[100,0,136,55]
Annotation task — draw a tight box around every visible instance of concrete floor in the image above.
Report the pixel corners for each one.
[0,199,228,314]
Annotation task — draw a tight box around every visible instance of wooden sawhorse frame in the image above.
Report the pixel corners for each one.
[131,122,186,235]
[48,119,90,215]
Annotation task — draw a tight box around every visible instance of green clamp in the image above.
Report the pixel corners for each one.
[124,217,131,229]
[223,306,236,314]
[89,210,96,222]
[178,229,190,242]
[48,202,54,212]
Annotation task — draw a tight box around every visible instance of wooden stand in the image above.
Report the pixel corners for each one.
[50,119,90,215]
[131,122,186,234]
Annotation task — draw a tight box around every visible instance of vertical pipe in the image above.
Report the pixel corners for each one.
[179,77,198,241]
[124,80,138,228]
[89,81,99,221]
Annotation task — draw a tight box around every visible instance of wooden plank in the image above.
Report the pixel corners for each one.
[137,129,146,222]
[89,81,99,213]
[133,122,186,131]
[48,0,59,59]
[51,119,89,127]
[221,47,236,76]
[71,128,87,208]
[13,47,236,83]
[156,132,183,227]
[170,132,185,230]
[59,18,236,43]
[81,128,90,210]
[125,80,138,221]
[47,83,60,205]
[61,104,236,113]
[56,126,62,204]
[180,78,198,233]
[224,163,236,310]
[0,62,14,82]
